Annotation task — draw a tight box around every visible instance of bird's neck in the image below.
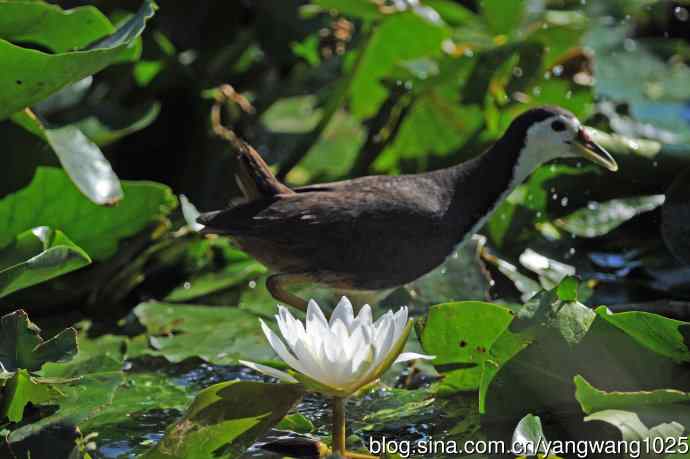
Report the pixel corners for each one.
[438,135,545,243]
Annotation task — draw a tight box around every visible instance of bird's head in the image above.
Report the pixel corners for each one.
[507,106,618,177]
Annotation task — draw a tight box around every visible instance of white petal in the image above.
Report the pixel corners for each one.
[394,352,435,364]
[239,360,298,383]
[276,307,298,347]
[306,299,330,337]
[330,296,355,329]
[291,337,331,384]
[355,304,373,327]
[351,343,375,376]
[372,316,396,367]
[331,319,350,342]
[343,324,366,360]
[260,320,311,376]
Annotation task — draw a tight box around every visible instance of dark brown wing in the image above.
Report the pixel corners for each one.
[198,174,452,288]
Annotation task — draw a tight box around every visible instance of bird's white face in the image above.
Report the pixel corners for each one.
[514,113,618,183]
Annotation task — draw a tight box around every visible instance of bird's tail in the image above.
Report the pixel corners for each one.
[234,140,294,200]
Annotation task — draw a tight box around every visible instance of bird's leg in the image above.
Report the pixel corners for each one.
[266,273,310,311]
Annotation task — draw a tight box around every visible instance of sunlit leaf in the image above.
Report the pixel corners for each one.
[555,195,666,238]
[350,12,447,118]
[0,2,113,53]
[479,0,526,36]
[0,167,177,261]
[12,109,124,205]
[0,0,157,120]
[419,301,531,411]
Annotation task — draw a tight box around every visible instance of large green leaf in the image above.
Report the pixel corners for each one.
[419,301,531,411]
[12,110,123,205]
[350,12,447,118]
[134,302,275,365]
[0,226,91,298]
[0,0,157,120]
[143,381,304,459]
[0,2,113,53]
[479,0,526,36]
[0,310,77,372]
[483,311,688,419]
[0,167,177,261]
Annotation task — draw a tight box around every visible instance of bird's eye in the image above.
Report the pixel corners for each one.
[551,120,566,132]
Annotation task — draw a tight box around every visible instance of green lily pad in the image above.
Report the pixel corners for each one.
[518,290,596,345]
[0,226,91,298]
[7,354,124,447]
[164,260,266,302]
[575,375,690,454]
[595,307,690,363]
[134,302,275,365]
[80,372,190,433]
[483,311,687,419]
[0,310,77,372]
[1,369,59,423]
[0,167,177,261]
[0,0,157,120]
[143,381,304,459]
[419,301,531,411]
[12,110,123,205]
[575,375,690,415]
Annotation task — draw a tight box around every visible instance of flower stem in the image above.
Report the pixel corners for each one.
[332,396,347,456]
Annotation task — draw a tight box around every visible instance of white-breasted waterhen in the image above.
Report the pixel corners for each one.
[198,106,618,310]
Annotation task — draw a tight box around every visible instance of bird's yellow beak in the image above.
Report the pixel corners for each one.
[574,128,618,172]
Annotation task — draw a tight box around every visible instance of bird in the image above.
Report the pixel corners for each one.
[198,106,618,310]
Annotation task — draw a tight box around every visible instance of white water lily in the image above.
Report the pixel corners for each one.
[240,297,434,396]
